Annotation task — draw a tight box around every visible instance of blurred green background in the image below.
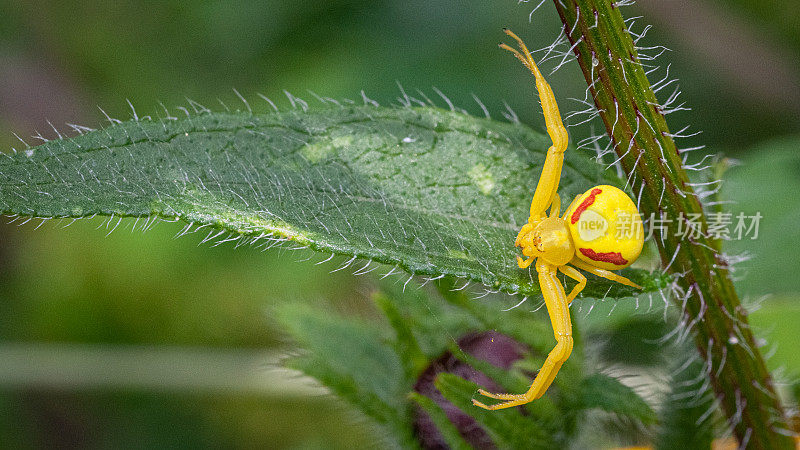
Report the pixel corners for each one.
[0,0,798,447]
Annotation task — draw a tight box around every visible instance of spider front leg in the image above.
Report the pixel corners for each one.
[473,260,573,410]
[515,218,543,269]
[516,255,534,269]
[500,29,569,220]
[515,221,536,247]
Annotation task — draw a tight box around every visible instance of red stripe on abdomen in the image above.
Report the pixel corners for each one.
[579,248,628,266]
[570,188,602,224]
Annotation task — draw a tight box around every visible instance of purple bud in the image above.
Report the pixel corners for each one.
[413,331,526,449]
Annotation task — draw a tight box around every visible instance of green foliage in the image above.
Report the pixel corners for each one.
[274,278,657,449]
[0,106,664,299]
[579,374,656,425]
[275,302,415,445]
[722,136,800,296]
[597,317,669,368]
[654,360,716,450]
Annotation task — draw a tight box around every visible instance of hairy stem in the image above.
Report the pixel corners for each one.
[550,0,793,447]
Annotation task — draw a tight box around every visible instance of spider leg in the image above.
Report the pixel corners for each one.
[517,255,535,269]
[549,193,561,218]
[500,29,569,220]
[570,258,642,290]
[473,260,573,410]
[515,221,541,269]
[515,222,535,247]
[561,196,581,221]
[559,265,586,303]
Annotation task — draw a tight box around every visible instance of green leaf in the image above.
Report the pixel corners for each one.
[748,295,800,373]
[597,317,669,368]
[0,106,663,298]
[273,302,413,444]
[721,137,800,296]
[376,279,481,358]
[578,373,656,425]
[373,291,429,378]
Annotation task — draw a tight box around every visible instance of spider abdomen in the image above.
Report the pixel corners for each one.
[564,185,644,270]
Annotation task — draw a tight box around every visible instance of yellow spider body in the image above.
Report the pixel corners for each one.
[565,184,644,271]
[472,30,644,411]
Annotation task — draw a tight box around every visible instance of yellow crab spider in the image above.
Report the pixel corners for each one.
[472,29,645,411]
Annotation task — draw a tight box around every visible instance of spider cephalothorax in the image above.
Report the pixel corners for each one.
[472,29,644,411]
[517,211,574,267]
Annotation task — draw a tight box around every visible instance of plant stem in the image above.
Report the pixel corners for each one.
[550,0,794,447]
